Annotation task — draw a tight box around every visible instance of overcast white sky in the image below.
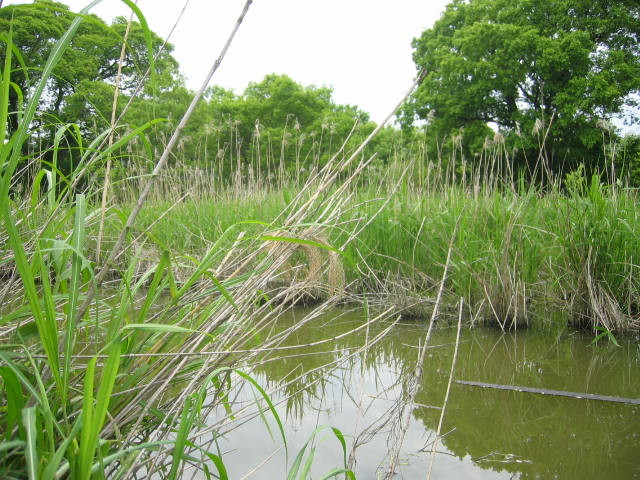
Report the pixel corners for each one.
[7,0,450,124]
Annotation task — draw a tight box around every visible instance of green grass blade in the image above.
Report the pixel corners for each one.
[168,395,194,480]
[79,357,96,480]
[22,406,38,480]
[1,201,61,389]
[51,441,173,478]
[0,27,13,150]
[0,366,26,440]
[95,340,121,431]
[121,323,202,335]
[173,223,249,300]
[62,193,87,404]
[136,250,171,322]
[118,0,156,88]
[287,426,354,480]
[287,440,309,480]
[29,169,50,210]
[317,469,357,480]
[41,416,82,480]
[330,427,348,468]
[0,352,43,409]
[202,452,228,480]
[234,370,288,460]
[82,118,165,165]
[299,446,316,480]
[0,440,26,453]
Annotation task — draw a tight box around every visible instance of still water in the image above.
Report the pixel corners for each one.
[211,307,639,479]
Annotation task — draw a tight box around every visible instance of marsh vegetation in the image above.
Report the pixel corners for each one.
[1,1,639,478]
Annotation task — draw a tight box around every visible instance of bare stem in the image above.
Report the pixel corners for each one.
[76,0,254,320]
[426,298,463,479]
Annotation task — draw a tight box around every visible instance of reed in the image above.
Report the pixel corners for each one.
[109,142,640,336]
[0,4,372,477]
[2,3,637,478]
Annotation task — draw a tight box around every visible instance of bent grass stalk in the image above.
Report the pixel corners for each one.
[2,1,419,477]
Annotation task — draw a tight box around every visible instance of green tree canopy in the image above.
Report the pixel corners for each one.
[0,0,179,133]
[404,0,640,174]
[124,74,379,179]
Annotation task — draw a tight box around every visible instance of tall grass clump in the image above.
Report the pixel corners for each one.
[341,144,640,335]
[96,131,640,338]
[0,4,382,477]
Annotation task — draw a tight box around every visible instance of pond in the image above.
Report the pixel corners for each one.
[208,307,640,479]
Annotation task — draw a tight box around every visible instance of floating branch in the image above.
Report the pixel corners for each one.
[455,380,640,405]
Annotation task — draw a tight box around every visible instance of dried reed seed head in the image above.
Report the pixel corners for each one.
[532,118,544,136]
[262,230,345,295]
[596,118,613,132]
[301,242,324,282]
[327,250,346,293]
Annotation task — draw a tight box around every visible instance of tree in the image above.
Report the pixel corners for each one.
[404,0,640,175]
[0,0,180,171]
[142,74,377,178]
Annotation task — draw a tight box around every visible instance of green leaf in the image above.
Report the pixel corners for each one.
[122,323,201,335]
[168,395,194,480]
[1,201,61,390]
[0,366,26,440]
[41,417,82,480]
[22,406,38,480]
[202,452,228,480]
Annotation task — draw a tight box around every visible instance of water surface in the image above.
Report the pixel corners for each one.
[212,307,640,479]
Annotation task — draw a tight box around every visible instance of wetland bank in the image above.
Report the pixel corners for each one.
[1,0,640,478]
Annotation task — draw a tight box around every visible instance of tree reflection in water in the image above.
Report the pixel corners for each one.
[212,307,640,479]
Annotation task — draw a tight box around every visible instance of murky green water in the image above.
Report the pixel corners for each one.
[213,307,640,479]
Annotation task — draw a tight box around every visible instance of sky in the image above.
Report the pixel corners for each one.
[7,0,450,124]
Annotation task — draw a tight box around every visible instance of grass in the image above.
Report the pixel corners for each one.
[0,5,366,478]
[103,156,640,335]
[1,2,638,479]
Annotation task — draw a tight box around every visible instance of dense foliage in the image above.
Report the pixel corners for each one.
[123,73,385,180]
[404,0,640,176]
[0,0,177,171]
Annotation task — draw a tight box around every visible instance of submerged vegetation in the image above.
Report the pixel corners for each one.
[0,0,638,478]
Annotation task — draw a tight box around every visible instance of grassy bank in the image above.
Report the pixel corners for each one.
[107,160,640,335]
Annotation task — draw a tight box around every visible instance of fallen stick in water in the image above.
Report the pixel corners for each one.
[455,380,640,405]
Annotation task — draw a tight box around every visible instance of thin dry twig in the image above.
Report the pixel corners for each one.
[384,216,459,479]
[426,298,463,479]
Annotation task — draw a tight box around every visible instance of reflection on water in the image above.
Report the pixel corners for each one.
[212,307,640,479]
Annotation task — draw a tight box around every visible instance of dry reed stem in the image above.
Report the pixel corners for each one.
[426,299,463,480]
[77,0,254,321]
[384,216,459,479]
[95,5,134,263]
[84,57,426,476]
[281,72,424,230]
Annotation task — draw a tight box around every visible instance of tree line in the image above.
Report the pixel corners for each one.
[2,0,639,186]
